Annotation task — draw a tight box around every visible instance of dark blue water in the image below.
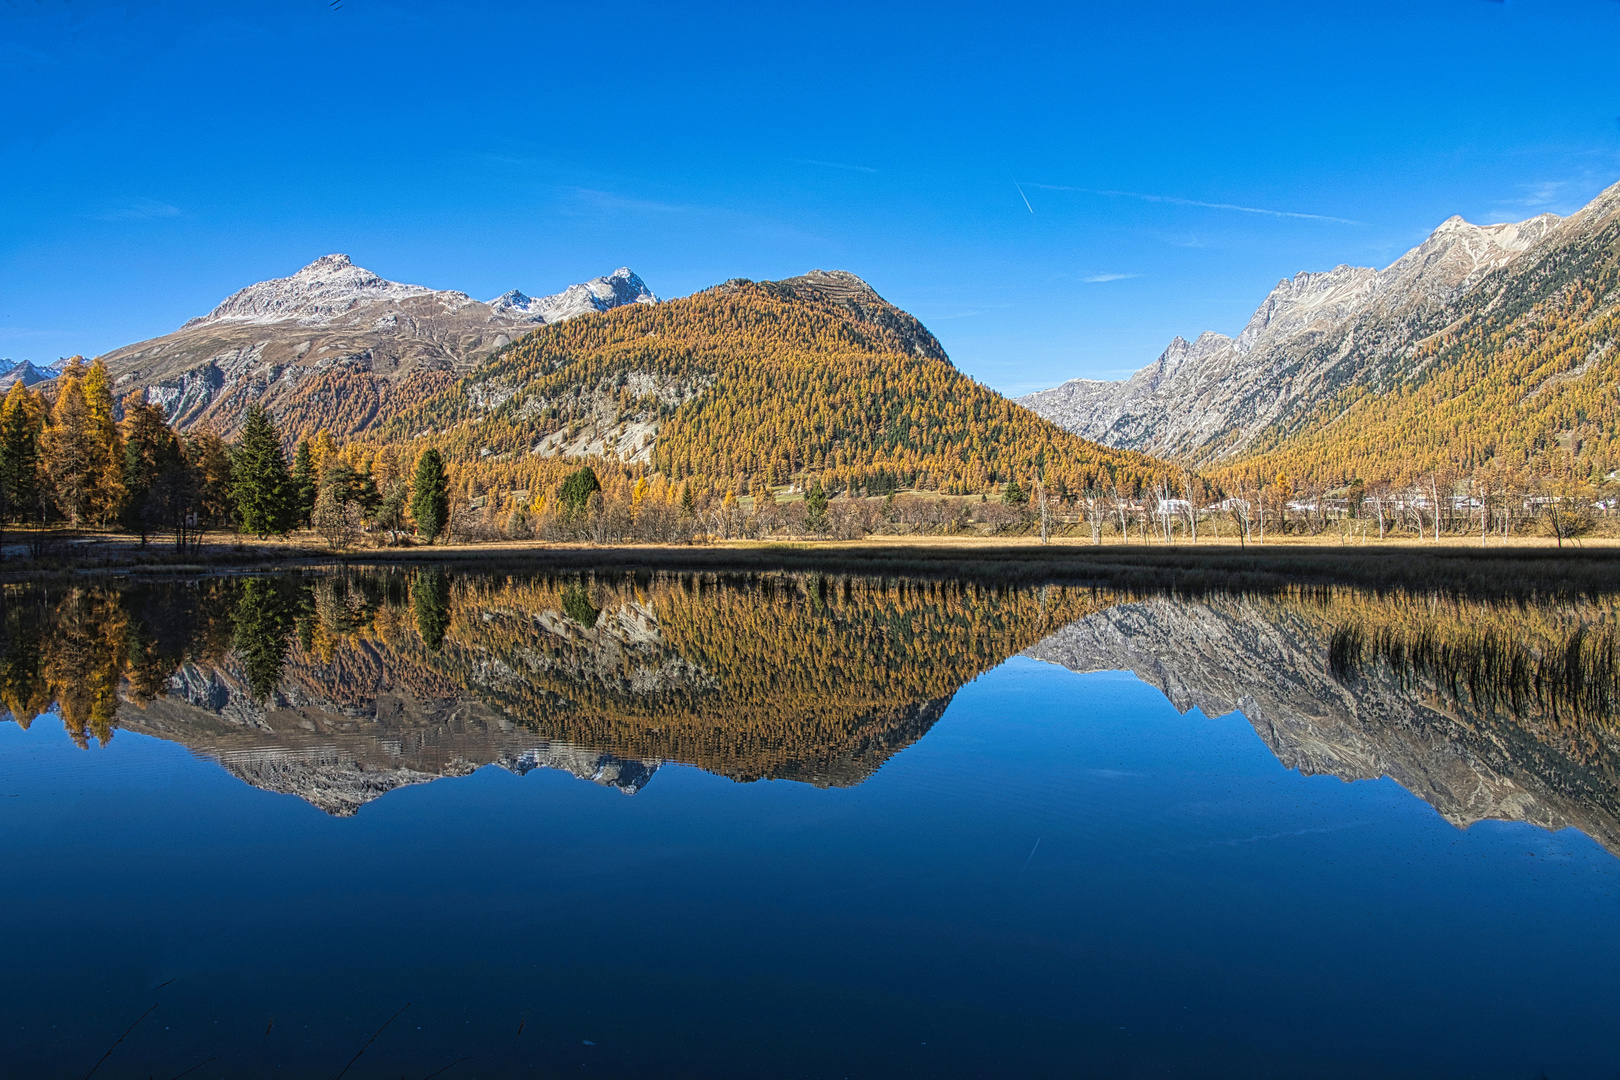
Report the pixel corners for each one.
[3,656,1617,1079]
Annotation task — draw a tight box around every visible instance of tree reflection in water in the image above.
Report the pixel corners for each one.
[2,571,1619,841]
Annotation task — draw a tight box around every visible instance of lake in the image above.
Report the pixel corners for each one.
[2,569,1618,1078]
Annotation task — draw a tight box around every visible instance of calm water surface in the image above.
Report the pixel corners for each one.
[1,571,1618,1078]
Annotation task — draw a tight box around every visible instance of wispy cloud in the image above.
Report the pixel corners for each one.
[568,188,695,214]
[793,158,877,174]
[1082,273,1137,283]
[1038,185,1362,225]
[93,197,180,222]
[1522,180,1567,206]
[1481,179,1590,220]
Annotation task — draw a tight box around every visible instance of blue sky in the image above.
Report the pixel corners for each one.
[4,1,1620,394]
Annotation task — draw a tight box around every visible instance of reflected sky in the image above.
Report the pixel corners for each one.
[2,573,1619,1078]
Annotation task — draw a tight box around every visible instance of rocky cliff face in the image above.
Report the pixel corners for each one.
[87,255,658,437]
[1018,182,1616,463]
[1024,596,1620,854]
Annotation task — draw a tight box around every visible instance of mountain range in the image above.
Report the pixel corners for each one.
[67,255,1160,498]
[41,174,1620,492]
[0,358,59,391]
[1021,178,1620,483]
[88,256,656,437]
[379,268,1168,495]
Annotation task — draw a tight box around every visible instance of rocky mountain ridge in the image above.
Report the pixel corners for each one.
[1020,179,1620,464]
[488,267,657,323]
[0,358,57,390]
[85,255,658,437]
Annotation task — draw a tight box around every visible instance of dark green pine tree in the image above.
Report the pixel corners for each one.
[120,398,179,546]
[558,465,600,517]
[412,568,451,650]
[805,478,829,533]
[231,403,296,538]
[0,386,42,531]
[232,577,298,701]
[290,437,317,525]
[409,447,450,543]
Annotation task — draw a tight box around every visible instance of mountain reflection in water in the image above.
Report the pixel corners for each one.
[3,570,1618,851]
[0,571,1097,813]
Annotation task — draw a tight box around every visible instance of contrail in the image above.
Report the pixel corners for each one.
[1019,837,1042,876]
[1037,185,1361,224]
[1012,177,1034,214]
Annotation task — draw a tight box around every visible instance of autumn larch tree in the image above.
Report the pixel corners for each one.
[42,374,99,526]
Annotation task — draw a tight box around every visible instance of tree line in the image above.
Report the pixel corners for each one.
[0,358,455,551]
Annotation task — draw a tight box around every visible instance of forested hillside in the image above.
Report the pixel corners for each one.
[1025,177,1620,497]
[373,272,1170,499]
[1220,219,1620,488]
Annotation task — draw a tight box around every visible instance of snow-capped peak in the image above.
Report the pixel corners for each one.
[486,268,658,324]
[0,359,55,389]
[183,254,441,329]
[489,288,534,314]
[175,256,660,334]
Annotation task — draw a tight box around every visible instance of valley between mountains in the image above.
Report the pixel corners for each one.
[25,175,1620,521]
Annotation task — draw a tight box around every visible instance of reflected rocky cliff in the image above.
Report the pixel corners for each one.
[4,572,1619,849]
[1027,590,1620,854]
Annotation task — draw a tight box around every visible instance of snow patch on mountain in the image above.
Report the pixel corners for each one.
[183,254,450,329]
[488,268,658,323]
[0,359,55,385]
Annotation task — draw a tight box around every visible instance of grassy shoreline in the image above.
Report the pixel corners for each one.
[9,531,1619,599]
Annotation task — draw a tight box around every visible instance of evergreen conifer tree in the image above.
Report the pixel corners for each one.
[231,404,296,538]
[410,447,449,542]
[0,383,43,529]
[291,438,317,525]
[805,478,829,533]
[559,466,600,517]
[120,393,178,545]
[412,568,451,649]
